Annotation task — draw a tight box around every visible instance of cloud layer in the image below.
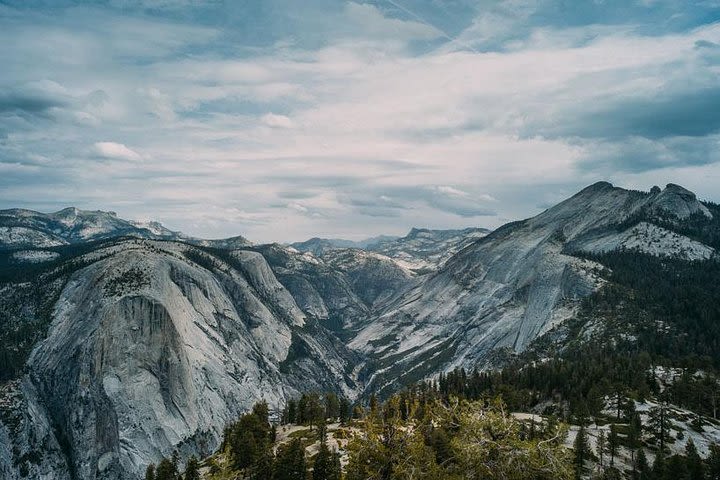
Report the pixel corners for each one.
[1,0,719,242]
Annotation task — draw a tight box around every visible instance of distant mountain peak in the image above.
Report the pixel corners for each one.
[654,183,711,219]
[0,207,252,250]
[582,180,615,192]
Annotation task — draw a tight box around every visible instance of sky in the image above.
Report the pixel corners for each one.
[1,1,719,243]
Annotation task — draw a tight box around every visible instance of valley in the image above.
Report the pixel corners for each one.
[1,182,719,479]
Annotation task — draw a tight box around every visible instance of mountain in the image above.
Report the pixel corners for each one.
[291,227,490,273]
[366,227,490,272]
[350,182,716,395]
[0,239,359,479]
[1,182,718,479]
[290,235,398,256]
[0,207,251,251]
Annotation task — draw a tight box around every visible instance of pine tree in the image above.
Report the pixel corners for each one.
[369,394,379,419]
[297,394,308,425]
[635,448,649,480]
[652,451,666,479]
[274,438,306,480]
[155,457,178,480]
[573,425,590,479]
[329,449,342,480]
[250,450,274,480]
[685,438,704,480]
[649,404,669,453]
[666,454,688,479]
[287,399,297,424]
[325,393,340,421]
[317,416,327,444]
[628,413,642,477]
[708,444,720,480]
[225,401,273,471]
[313,440,332,480]
[607,424,619,467]
[596,430,606,468]
[303,393,325,431]
[145,464,156,480]
[184,456,200,480]
[339,397,350,424]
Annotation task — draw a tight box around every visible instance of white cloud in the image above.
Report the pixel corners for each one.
[261,113,294,129]
[94,142,143,161]
[287,202,308,213]
[436,186,468,197]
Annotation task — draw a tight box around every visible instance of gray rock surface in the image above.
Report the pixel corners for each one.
[350,182,716,394]
[2,240,359,479]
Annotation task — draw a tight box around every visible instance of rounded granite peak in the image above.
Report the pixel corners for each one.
[584,181,614,191]
[54,206,80,216]
[663,183,696,198]
[652,183,710,219]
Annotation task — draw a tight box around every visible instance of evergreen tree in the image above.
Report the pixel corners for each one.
[224,401,274,471]
[329,449,342,480]
[574,425,590,479]
[253,401,270,425]
[297,394,308,424]
[301,393,325,431]
[607,424,619,467]
[708,444,720,480]
[339,397,351,424]
[184,456,200,480]
[649,404,669,453]
[629,413,643,448]
[250,450,274,480]
[369,393,379,418]
[155,457,178,480]
[145,464,156,480]
[317,416,327,444]
[666,454,688,479]
[287,399,297,424]
[313,440,333,480]
[427,426,453,467]
[653,452,667,479]
[685,438,704,480]
[596,430,606,468]
[274,438,306,480]
[325,392,340,421]
[635,448,649,480]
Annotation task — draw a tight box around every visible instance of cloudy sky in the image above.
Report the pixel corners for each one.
[1,0,719,242]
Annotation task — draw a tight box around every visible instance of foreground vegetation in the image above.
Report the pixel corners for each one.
[149,390,573,479]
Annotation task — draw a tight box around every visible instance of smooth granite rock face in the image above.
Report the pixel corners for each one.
[2,241,359,479]
[349,182,716,395]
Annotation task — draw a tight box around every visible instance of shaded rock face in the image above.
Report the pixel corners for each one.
[252,244,372,333]
[3,241,359,479]
[319,249,414,307]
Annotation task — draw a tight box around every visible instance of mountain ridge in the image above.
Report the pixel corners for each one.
[1,181,718,479]
[0,207,252,251]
